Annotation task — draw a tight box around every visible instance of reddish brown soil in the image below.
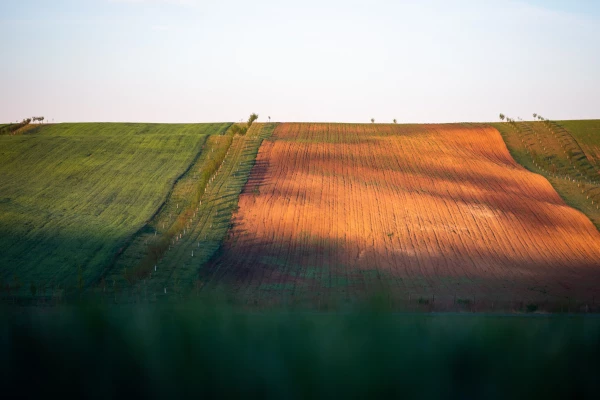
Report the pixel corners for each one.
[203,123,600,307]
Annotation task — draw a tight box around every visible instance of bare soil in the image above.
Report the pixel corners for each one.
[202,123,600,308]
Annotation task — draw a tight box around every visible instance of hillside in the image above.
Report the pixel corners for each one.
[493,120,600,230]
[2,120,600,310]
[558,120,600,168]
[201,123,600,310]
[0,122,230,296]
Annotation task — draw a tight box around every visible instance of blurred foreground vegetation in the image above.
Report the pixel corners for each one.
[2,300,600,399]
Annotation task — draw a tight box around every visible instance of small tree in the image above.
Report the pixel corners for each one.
[371,118,375,123]
[247,113,258,127]
[393,119,397,124]
[499,113,505,122]
[533,113,537,119]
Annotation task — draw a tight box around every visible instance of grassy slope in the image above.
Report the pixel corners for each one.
[492,120,600,230]
[558,119,600,167]
[0,123,229,296]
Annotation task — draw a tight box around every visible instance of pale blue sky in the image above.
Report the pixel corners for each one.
[1,0,599,123]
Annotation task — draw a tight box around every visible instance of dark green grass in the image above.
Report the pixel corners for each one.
[0,123,230,296]
[2,303,600,398]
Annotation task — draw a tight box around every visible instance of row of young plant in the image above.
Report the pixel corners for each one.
[500,113,600,207]
[502,114,586,178]
[123,114,260,284]
[545,121,598,181]
[123,134,234,284]
[534,115,596,181]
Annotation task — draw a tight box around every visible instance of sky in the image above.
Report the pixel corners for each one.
[1,0,599,123]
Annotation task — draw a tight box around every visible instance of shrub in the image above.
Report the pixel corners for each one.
[0,118,31,135]
[230,124,247,136]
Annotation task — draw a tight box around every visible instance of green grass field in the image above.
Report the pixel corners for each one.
[0,123,230,297]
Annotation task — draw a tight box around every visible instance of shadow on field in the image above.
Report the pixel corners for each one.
[0,228,123,298]
[200,229,600,313]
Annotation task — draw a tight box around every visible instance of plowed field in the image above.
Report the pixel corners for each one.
[203,123,600,308]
